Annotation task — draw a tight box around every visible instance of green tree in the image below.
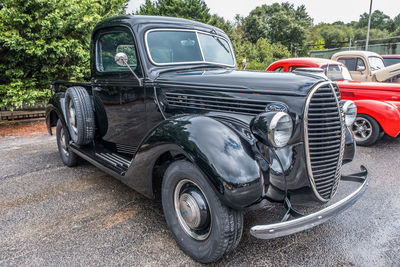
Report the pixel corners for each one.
[235,38,290,70]
[319,24,353,48]
[243,2,312,48]
[358,10,394,31]
[0,0,127,109]
[353,27,389,43]
[136,0,211,23]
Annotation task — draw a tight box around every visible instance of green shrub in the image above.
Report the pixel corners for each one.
[0,0,127,109]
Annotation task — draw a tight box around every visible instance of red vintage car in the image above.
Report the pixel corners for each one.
[267,57,400,146]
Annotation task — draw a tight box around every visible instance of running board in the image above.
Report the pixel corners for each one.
[69,143,131,177]
[95,152,131,172]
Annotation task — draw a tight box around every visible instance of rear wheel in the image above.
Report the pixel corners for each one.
[56,120,77,167]
[352,114,380,146]
[161,160,243,263]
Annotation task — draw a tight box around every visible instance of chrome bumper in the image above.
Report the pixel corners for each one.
[250,166,369,239]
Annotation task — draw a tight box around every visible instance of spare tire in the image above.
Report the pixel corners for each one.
[65,86,95,145]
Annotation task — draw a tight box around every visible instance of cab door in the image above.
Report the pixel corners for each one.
[92,27,146,153]
[337,57,368,81]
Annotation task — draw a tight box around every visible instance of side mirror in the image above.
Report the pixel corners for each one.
[357,65,366,72]
[114,52,142,86]
[115,52,128,66]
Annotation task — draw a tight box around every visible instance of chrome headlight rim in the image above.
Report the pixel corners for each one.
[342,100,357,127]
[268,111,293,148]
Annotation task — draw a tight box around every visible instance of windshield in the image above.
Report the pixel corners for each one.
[321,64,353,81]
[146,30,235,66]
[368,56,385,71]
[384,57,400,66]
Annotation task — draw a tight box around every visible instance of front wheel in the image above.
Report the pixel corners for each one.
[352,114,381,146]
[161,160,243,263]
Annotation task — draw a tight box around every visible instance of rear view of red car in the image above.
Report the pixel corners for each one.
[267,58,400,146]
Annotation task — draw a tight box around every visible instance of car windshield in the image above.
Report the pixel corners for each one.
[368,56,385,71]
[146,30,235,66]
[383,57,400,67]
[321,64,353,81]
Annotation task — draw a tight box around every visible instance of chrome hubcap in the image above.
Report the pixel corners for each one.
[174,179,211,240]
[352,117,372,142]
[68,99,77,134]
[179,193,202,229]
[59,127,69,156]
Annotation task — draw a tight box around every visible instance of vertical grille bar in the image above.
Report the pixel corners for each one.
[304,82,345,202]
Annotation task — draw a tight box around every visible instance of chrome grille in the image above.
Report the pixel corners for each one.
[164,92,266,115]
[304,82,345,202]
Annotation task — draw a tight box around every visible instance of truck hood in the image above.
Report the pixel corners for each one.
[337,80,400,92]
[155,68,325,96]
[373,63,400,82]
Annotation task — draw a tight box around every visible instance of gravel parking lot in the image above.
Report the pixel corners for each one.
[1,131,399,266]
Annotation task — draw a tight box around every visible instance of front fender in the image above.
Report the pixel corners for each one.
[354,99,400,137]
[124,115,263,209]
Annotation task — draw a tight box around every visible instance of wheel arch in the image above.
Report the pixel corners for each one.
[123,115,263,210]
[151,150,186,200]
[354,99,400,137]
[46,105,64,135]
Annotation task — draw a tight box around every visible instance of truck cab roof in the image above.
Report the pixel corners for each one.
[94,15,226,36]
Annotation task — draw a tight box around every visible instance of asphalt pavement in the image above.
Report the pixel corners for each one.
[0,134,399,266]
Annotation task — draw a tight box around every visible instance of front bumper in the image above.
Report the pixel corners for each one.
[250,165,369,239]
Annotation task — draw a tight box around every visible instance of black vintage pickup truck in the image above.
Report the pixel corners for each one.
[46,15,369,263]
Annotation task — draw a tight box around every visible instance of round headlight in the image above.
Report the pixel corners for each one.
[268,112,293,148]
[342,100,357,127]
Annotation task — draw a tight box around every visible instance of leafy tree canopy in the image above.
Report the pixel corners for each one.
[358,10,394,31]
[307,9,399,50]
[243,2,312,48]
[0,0,127,109]
[136,0,211,23]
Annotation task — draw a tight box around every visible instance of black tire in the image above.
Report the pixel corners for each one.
[352,114,380,146]
[56,120,78,167]
[379,130,385,140]
[64,86,95,145]
[161,160,243,263]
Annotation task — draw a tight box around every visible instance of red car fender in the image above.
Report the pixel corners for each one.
[353,99,400,137]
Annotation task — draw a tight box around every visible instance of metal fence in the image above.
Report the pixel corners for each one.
[0,104,46,121]
[310,42,400,59]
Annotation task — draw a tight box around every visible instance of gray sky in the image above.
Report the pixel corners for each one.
[127,0,400,24]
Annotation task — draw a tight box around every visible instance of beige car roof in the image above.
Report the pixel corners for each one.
[332,50,382,60]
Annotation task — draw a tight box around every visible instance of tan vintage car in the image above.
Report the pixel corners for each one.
[332,51,400,83]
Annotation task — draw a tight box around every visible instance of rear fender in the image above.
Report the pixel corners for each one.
[123,115,263,209]
[45,93,68,135]
[354,99,400,137]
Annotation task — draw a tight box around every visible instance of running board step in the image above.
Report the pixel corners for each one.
[69,143,129,177]
[95,152,131,172]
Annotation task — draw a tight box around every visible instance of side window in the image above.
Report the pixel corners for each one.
[274,67,284,72]
[356,58,366,71]
[289,66,303,72]
[337,58,356,71]
[96,31,140,74]
[337,57,365,71]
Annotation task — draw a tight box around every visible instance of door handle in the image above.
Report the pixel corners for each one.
[93,87,102,92]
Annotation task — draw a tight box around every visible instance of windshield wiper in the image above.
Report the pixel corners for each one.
[210,29,230,54]
[156,63,231,76]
